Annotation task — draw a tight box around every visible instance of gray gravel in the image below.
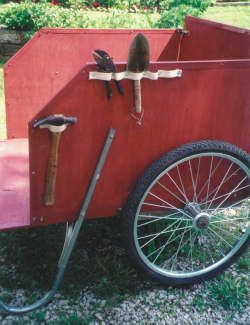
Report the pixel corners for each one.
[0,220,248,324]
[0,282,249,324]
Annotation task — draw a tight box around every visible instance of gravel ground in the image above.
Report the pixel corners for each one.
[0,282,249,325]
[0,219,249,324]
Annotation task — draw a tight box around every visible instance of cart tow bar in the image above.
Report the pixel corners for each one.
[0,128,116,315]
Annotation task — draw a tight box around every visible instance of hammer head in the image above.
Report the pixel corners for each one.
[34,115,77,133]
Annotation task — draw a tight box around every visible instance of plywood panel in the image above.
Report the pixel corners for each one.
[4,29,176,139]
[28,60,250,226]
[181,16,250,61]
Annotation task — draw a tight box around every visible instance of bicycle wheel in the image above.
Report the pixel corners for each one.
[123,141,250,285]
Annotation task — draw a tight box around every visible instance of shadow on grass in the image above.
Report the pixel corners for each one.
[0,217,154,304]
[0,215,249,309]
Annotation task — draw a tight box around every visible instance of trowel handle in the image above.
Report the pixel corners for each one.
[134,80,142,114]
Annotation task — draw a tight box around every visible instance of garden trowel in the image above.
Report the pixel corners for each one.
[127,33,150,114]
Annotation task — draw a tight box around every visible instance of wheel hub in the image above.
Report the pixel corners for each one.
[184,202,210,230]
[193,213,210,230]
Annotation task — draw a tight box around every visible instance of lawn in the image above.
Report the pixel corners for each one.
[203,5,250,29]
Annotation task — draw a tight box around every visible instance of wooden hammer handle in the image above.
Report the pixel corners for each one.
[43,132,61,206]
[134,80,142,114]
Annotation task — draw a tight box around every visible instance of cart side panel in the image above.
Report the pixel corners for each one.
[4,29,177,139]
[28,59,250,227]
[180,16,250,61]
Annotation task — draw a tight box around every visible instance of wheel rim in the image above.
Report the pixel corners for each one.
[134,152,250,279]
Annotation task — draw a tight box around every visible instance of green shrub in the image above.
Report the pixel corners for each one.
[0,3,35,30]
[0,2,158,38]
[0,2,91,31]
[60,0,89,9]
[160,0,212,12]
[140,0,159,9]
[156,4,200,28]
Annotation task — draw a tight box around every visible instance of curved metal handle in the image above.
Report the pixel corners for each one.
[0,128,115,315]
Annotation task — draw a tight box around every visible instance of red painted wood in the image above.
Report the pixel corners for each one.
[4,29,177,139]
[181,16,250,61]
[0,139,30,230]
[2,20,250,229]
[29,59,250,227]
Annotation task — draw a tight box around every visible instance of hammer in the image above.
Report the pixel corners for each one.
[34,114,77,206]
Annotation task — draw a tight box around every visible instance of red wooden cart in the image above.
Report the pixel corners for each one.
[0,16,249,313]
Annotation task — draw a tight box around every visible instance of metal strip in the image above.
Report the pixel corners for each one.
[0,128,116,314]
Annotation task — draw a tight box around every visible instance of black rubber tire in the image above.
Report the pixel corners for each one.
[122,140,250,286]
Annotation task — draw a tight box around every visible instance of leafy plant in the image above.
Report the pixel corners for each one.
[0,3,35,30]
[156,4,200,28]
[0,2,158,35]
[207,274,248,310]
[57,0,89,9]
[160,0,212,12]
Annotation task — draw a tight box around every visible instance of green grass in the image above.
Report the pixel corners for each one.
[203,5,250,29]
[82,9,159,28]
[206,269,249,311]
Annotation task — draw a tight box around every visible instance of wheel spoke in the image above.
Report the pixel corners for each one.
[138,212,190,228]
[138,224,192,242]
[200,184,249,208]
[209,223,239,241]
[212,176,248,214]
[188,229,195,271]
[205,156,214,209]
[197,158,223,200]
[207,162,234,211]
[143,202,176,210]
[208,226,233,248]
[149,191,192,220]
[146,220,183,259]
[206,239,215,264]
[211,198,249,214]
[177,165,189,203]
[194,158,201,201]
[200,167,241,204]
[210,217,248,224]
[170,228,191,270]
[157,181,186,204]
[205,229,225,258]
[133,144,250,281]
[138,212,179,219]
[206,229,225,257]
[139,219,181,248]
[166,172,189,202]
[188,160,198,203]
[152,220,183,264]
